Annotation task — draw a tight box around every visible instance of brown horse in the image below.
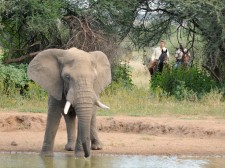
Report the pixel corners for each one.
[182,49,191,67]
[174,48,191,68]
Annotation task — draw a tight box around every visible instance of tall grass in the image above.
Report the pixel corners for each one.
[0,83,224,117]
[0,95,47,113]
[0,81,48,113]
[99,85,225,117]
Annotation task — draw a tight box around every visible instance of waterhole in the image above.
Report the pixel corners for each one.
[0,152,224,168]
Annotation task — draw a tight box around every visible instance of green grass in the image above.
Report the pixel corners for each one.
[0,95,47,113]
[0,86,224,117]
[98,86,225,117]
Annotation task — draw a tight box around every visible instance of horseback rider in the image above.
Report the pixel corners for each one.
[174,43,191,68]
[149,40,170,75]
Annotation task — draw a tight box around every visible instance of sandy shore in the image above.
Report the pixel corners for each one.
[1,112,225,156]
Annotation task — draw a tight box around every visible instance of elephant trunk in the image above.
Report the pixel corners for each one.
[66,86,94,157]
[75,95,93,158]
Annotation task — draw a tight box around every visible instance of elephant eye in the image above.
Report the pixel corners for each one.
[64,74,70,80]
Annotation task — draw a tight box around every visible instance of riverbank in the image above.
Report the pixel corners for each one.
[1,112,225,156]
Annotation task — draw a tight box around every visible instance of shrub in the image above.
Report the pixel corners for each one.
[0,63,47,99]
[0,63,29,96]
[101,62,134,96]
[25,81,47,100]
[112,63,133,89]
[151,66,218,100]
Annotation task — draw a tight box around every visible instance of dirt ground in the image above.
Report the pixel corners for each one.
[1,112,225,156]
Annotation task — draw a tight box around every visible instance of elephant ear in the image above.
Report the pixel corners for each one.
[27,49,64,100]
[89,51,111,94]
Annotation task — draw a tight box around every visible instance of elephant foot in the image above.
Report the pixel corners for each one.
[40,149,54,156]
[91,140,103,150]
[74,142,84,157]
[41,145,54,155]
[65,142,75,151]
[75,149,85,158]
[75,140,91,158]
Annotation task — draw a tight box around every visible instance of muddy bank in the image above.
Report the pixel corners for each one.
[1,112,225,155]
[1,113,225,138]
[97,117,225,138]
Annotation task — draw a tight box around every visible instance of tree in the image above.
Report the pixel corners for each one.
[0,0,64,63]
[1,0,225,82]
[0,0,140,63]
[128,0,225,81]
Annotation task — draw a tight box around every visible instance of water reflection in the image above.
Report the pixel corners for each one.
[204,156,225,168]
[0,152,225,168]
[40,154,92,168]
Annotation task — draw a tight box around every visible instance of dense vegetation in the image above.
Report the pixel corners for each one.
[151,66,223,100]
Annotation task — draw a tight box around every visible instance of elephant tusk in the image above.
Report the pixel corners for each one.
[96,101,110,109]
[64,101,71,114]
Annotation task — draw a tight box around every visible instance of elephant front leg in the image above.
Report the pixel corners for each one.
[90,106,103,150]
[41,97,62,154]
[63,108,76,151]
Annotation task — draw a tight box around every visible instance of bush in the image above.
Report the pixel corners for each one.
[0,63,29,96]
[25,81,47,100]
[151,66,218,100]
[112,63,133,89]
[101,62,134,96]
[0,63,47,99]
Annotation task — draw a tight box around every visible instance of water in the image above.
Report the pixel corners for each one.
[0,152,225,168]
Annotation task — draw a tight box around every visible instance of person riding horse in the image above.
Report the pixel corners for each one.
[149,40,169,75]
[174,44,191,69]
[158,49,169,73]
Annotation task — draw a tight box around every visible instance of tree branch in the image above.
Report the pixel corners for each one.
[202,65,222,83]
[4,51,41,64]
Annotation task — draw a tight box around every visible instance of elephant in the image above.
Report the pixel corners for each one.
[27,47,111,158]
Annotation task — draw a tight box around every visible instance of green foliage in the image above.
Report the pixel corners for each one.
[87,0,139,39]
[0,61,47,100]
[0,0,139,62]
[0,63,29,96]
[129,0,225,74]
[151,66,218,100]
[0,0,64,60]
[1,0,225,74]
[25,81,47,100]
[111,63,133,89]
[0,63,46,99]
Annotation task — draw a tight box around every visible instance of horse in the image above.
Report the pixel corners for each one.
[158,49,169,73]
[149,49,168,75]
[182,49,191,66]
[174,48,191,69]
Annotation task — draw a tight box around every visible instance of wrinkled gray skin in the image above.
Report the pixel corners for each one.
[27,47,111,158]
